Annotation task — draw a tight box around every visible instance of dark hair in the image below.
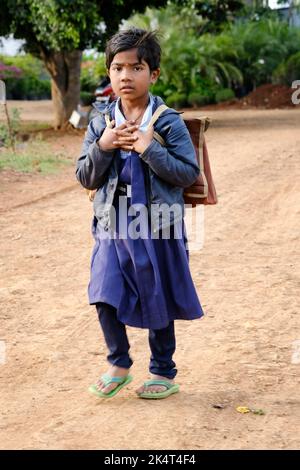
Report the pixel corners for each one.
[105,28,161,72]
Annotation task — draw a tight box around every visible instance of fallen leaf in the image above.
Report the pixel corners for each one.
[236,406,250,414]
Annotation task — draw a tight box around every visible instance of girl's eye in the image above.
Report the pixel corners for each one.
[134,67,142,71]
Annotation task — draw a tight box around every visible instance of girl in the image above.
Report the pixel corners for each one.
[76,28,204,399]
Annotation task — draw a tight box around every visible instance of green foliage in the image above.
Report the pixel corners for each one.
[2,0,169,55]
[165,92,187,108]
[124,3,243,105]
[80,53,107,93]
[80,65,99,93]
[126,4,300,105]
[6,75,51,99]
[79,91,95,106]
[273,52,300,86]
[0,0,169,124]
[0,54,51,99]
[221,17,300,91]
[0,54,49,79]
[187,91,211,107]
[215,88,235,102]
[0,108,21,147]
[3,0,299,111]
[175,0,245,33]
[0,62,22,80]
[187,78,219,106]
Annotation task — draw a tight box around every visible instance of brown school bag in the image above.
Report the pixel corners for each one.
[87,104,218,206]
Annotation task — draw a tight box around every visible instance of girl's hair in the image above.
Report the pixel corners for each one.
[105,28,161,72]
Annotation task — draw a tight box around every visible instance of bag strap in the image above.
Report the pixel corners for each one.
[146,104,169,130]
[199,117,211,166]
[147,104,169,146]
[198,118,208,196]
[104,113,114,128]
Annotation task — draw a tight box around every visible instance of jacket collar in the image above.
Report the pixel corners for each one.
[92,92,180,119]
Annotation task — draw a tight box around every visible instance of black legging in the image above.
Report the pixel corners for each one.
[96,302,177,379]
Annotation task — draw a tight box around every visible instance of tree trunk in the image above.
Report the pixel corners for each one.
[41,50,82,129]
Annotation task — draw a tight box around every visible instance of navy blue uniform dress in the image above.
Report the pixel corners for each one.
[88,96,204,330]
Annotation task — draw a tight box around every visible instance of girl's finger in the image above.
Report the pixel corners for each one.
[114,127,139,137]
[122,146,134,151]
[113,142,134,150]
[116,124,139,134]
[113,136,138,143]
[125,124,140,132]
[115,122,128,130]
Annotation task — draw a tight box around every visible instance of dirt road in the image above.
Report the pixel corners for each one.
[0,105,299,449]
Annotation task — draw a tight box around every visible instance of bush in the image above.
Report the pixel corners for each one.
[6,75,51,100]
[124,4,243,97]
[165,92,187,108]
[123,4,300,105]
[0,54,51,100]
[150,80,173,101]
[0,62,22,80]
[81,53,107,93]
[187,76,219,106]
[187,91,211,107]
[221,17,300,93]
[215,88,235,102]
[273,52,300,86]
[80,91,95,106]
[80,63,99,93]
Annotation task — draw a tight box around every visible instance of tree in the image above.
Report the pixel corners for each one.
[0,0,168,128]
[175,0,245,33]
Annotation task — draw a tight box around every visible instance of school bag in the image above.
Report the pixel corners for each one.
[87,104,218,206]
[147,105,218,206]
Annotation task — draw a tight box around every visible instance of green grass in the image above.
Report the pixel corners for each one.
[0,136,72,174]
[18,121,52,133]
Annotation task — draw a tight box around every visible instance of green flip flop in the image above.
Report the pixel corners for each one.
[137,379,180,399]
[88,373,133,398]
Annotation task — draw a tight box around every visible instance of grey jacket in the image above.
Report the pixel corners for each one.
[75,94,200,232]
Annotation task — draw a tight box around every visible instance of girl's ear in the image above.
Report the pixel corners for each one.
[151,68,160,84]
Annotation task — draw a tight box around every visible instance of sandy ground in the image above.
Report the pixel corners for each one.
[3,100,57,123]
[0,101,299,450]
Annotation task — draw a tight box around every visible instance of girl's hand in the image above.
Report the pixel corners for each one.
[98,121,139,151]
[112,125,154,154]
[132,125,154,154]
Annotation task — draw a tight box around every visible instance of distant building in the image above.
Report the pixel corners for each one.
[244,1,300,26]
[276,4,300,27]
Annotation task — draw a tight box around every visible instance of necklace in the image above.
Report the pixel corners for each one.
[120,97,150,124]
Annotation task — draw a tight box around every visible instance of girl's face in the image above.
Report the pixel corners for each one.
[108,48,160,101]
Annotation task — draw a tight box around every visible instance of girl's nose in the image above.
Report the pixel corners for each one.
[120,70,132,81]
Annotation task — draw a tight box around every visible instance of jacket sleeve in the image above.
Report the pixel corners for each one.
[75,116,115,190]
[139,114,200,188]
